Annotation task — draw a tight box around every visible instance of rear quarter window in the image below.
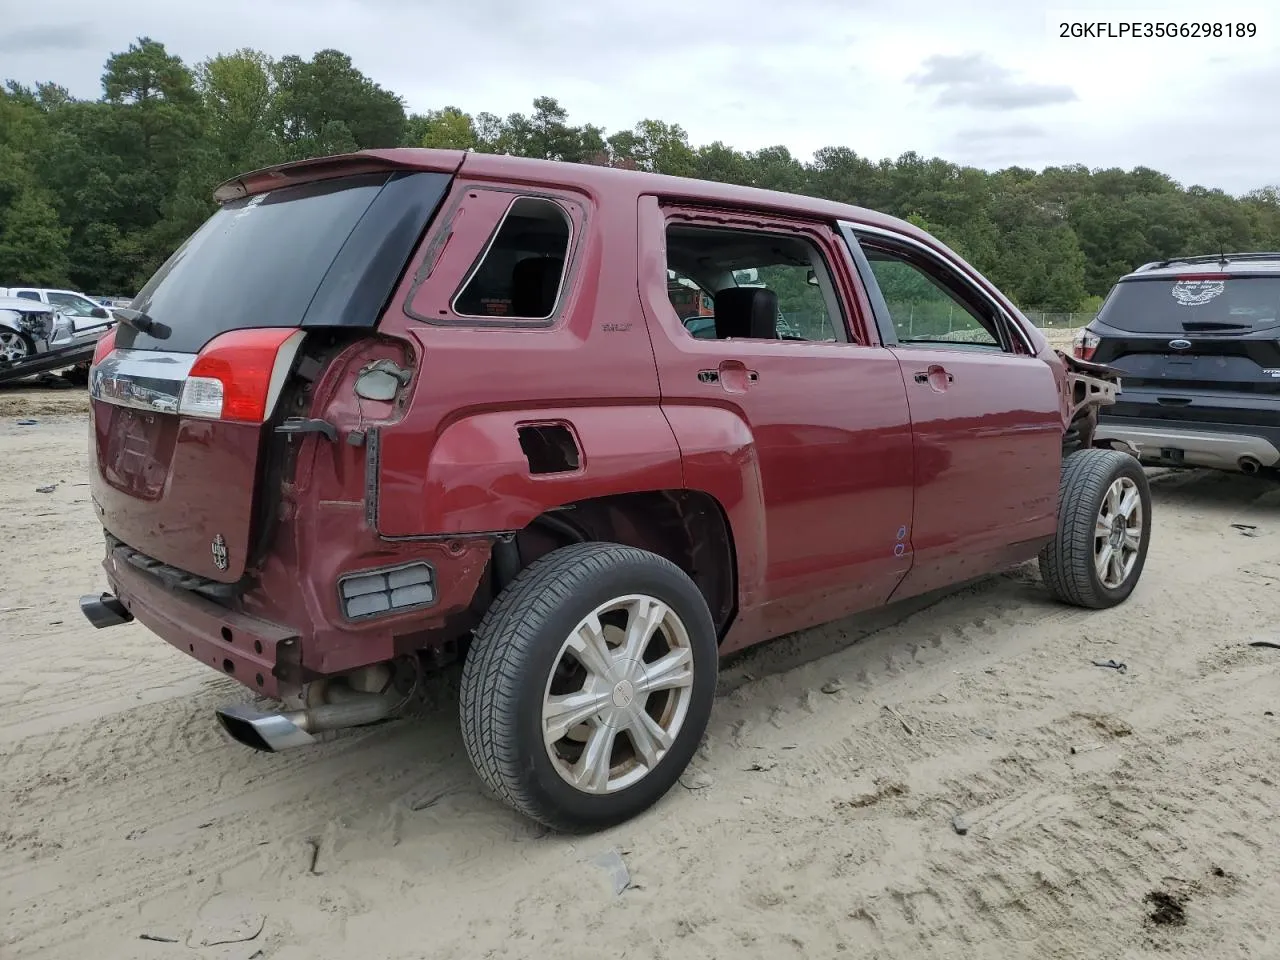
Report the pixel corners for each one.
[403,187,587,329]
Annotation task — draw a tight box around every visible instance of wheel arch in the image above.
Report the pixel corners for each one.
[493,489,741,640]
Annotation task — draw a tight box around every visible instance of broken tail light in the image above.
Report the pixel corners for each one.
[180,328,306,423]
[1073,328,1100,361]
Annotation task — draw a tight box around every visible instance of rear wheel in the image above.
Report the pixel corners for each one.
[1039,448,1152,609]
[0,330,34,366]
[459,542,718,833]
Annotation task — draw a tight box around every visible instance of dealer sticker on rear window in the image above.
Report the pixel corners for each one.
[1171,279,1225,306]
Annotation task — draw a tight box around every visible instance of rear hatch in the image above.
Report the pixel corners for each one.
[1090,273,1280,423]
[89,166,452,584]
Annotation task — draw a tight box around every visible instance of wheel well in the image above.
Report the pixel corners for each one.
[491,490,737,640]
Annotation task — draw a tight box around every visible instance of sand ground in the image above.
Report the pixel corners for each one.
[3,381,1279,960]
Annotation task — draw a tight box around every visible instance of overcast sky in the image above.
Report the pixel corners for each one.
[3,0,1277,194]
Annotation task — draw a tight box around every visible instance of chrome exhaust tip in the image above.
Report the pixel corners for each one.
[215,684,402,753]
[79,592,134,629]
[216,704,316,752]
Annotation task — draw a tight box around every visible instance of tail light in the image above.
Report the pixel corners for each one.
[91,326,118,367]
[1073,328,1100,361]
[180,329,306,423]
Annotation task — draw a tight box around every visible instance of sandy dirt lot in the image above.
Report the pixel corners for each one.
[3,385,1280,960]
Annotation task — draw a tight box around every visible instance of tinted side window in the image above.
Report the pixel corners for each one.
[863,250,1001,349]
[15,291,39,300]
[452,197,572,320]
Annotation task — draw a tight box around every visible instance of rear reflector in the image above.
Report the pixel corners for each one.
[181,328,306,423]
[339,562,436,619]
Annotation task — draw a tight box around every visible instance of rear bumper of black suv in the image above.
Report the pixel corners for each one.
[1096,406,1280,473]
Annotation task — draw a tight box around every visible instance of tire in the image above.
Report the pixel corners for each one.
[0,329,34,367]
[1039,448,1152,609]
[61,362,90,386]
[459,542,718,833]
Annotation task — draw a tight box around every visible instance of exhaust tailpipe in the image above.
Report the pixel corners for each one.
[1239,456,1262,475]
[216,686,401,752]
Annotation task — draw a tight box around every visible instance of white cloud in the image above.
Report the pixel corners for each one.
[3,0,1278,193]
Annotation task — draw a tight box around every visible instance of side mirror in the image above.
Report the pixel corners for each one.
[91,306,110,319]
[806,270,819,286]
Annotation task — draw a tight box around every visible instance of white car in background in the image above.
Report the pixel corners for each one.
[0,287,115,331]
[0,293,117,386]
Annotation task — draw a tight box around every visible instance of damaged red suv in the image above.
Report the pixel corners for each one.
[81,149,1150,832]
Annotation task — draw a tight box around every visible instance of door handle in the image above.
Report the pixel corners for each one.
[702,360,757,394]
[913,365,953,390]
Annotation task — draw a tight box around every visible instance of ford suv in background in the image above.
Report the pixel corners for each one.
[1081,253,1280,476]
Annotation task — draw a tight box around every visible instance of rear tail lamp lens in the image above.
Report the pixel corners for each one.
[1073,328,1100,361]
[179,328,305,423]
[91,326,118,368]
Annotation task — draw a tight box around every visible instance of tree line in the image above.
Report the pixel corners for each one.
[2,36,1278,310]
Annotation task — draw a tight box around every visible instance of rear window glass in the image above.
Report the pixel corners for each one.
[120,173,423,354]
[1099,276,1280,333]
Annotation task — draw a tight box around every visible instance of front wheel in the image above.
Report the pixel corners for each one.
[459,542,718,833]
[0,329,34,366]
[1039,448,1152,609]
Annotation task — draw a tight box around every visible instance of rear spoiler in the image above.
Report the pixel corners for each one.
[213,149,468,203]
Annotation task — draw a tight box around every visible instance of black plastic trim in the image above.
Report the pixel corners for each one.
[302,171,453,330]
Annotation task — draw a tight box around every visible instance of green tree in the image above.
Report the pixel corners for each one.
[0,189,69,285]
[416,107,478,150]
[273,49,405,156]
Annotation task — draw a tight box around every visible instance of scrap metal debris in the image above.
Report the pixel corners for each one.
[1248,640,1280,650]
[1092,659,1128,673]
[952,813,970,836]
[1231,523,1261,538]
[821,679,845,694]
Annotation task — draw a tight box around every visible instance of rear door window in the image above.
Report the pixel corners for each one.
[1099,277,1280,333]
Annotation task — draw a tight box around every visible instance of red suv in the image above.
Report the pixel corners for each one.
[80,149,1150,832]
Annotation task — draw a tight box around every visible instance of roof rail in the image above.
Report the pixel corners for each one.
[1150,252,1280,269]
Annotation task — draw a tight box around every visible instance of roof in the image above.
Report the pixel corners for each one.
[215,147,935,251]
[1125,252,1280,280]
[0,296,55,312]
[208,148,1030,330]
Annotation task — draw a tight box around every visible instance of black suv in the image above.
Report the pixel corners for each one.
[1079,252,1280,476]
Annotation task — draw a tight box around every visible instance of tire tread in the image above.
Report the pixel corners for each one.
[458,542,697,830]
[1039,448,1146,609]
